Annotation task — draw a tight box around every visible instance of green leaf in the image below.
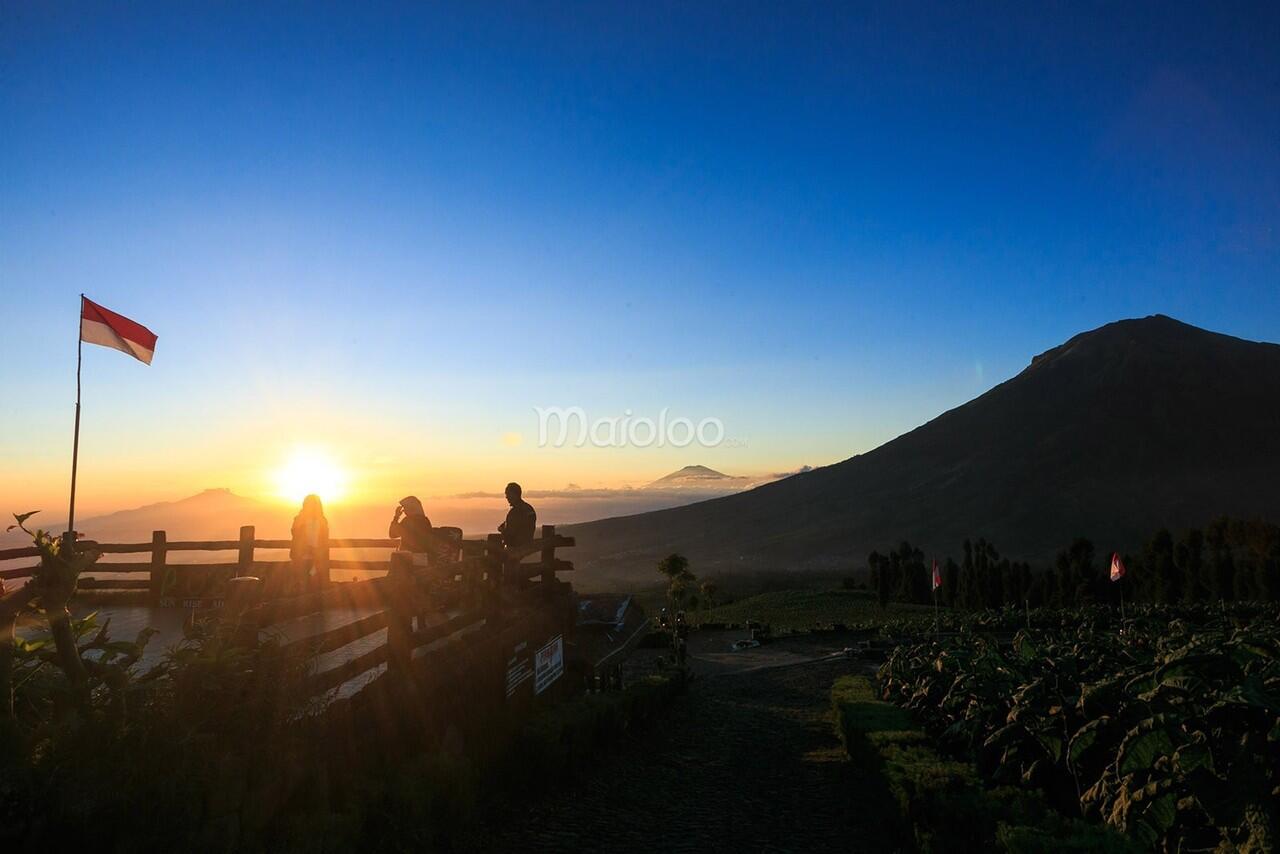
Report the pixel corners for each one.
[1118,726,1176,776]
[1068,722,1099,766]
[1173,742,1214,775]
[1142,791,1177,835]
[982,721,1025,752]
[1034,730,1064,763]
[14,637,48,654]
[1123,671,1157,696]
[6,509,40,531]
[1157,653,1236,687]
[1068,715,1119,772]
[1014,632,1040,662]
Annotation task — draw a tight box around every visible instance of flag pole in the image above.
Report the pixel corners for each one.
[66,294,84,544]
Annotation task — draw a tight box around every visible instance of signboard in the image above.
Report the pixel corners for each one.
[505,640,533,698]
[158,564,236,605]
[534,634,564,695]
[159,597,226,610]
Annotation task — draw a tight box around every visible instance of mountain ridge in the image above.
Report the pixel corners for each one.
[564,315,1280,588]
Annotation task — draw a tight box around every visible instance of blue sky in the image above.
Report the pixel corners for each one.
[2,2,1278,513]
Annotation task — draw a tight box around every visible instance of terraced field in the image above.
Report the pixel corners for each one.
[691,588,934,631]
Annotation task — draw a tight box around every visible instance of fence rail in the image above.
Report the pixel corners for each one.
[0,525,563,602]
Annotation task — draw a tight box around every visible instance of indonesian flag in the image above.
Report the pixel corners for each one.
[80,297,157,365]
[1110,552,1126,582]
[931,558,942,591]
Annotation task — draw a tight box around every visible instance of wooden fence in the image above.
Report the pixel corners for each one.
[0,525,567,605]
[2,525,579,710]
[246,525,577,704]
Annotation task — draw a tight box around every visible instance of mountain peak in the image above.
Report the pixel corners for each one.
[646,465,741,489]
[1026,314,1272,375]
[673,465,725,476]
[569,314,1280,584]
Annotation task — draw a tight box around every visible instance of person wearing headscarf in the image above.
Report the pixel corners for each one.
[389,495,434,553]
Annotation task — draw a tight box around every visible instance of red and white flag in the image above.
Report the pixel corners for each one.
[932,558,942,591]
[1110,552,1126,582]
[80,297,157,365]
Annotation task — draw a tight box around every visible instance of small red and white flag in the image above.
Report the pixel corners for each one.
[1110,552,1126,582]
[931,558,942,591]
[80,297,157,365]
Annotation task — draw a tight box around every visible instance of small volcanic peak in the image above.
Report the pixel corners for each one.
[648,465,737,487]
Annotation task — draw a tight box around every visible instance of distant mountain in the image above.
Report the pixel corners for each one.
[646,465,752,489]
[566,315,1280,589]
[645,464,812,491]
[2,489,289,546]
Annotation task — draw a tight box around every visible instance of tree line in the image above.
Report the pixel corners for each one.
[869,516,1280,609]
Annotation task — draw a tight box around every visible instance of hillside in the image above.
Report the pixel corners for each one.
[566,315,1280,588]
[0,488,289,546]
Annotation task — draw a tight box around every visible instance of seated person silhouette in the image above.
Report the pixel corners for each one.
[389,495,433,552]
[389,496,461,575]
[498,481,536,549]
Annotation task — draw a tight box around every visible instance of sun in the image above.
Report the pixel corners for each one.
[273,446,348,505]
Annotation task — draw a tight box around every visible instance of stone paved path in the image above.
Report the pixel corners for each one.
[475,656,900,853]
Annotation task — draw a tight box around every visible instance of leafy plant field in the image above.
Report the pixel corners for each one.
[877,604,1280,850]
[688,588,935,631]
[831,675,1138,853]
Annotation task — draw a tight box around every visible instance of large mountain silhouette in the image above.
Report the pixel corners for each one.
[566,316,1280,588]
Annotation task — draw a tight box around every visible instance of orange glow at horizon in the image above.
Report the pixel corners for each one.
[272,445,349,505]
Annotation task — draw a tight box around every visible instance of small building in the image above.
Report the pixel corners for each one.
[575,594,649,683]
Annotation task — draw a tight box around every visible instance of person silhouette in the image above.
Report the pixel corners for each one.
[498,482,536,548]
[389,495,434,553]
[287,493,329,594]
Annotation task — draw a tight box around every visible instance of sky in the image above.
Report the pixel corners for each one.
[2,2,1278,518]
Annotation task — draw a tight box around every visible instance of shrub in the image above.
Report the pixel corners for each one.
[506,673,685,788]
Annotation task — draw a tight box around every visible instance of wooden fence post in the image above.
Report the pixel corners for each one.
[486,534,505,588]
[149,530,167,606]
[238,525,255,578]
[386,561,413,682]
[540,525,556,585]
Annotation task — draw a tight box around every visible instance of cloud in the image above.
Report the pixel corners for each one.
[437,467,814,503]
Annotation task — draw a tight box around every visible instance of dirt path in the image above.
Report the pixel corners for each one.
[475,654,899,853]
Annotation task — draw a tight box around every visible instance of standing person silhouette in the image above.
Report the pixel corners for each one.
[287,494,329,594]
[498,482,536,548]
[389,495,434,553]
